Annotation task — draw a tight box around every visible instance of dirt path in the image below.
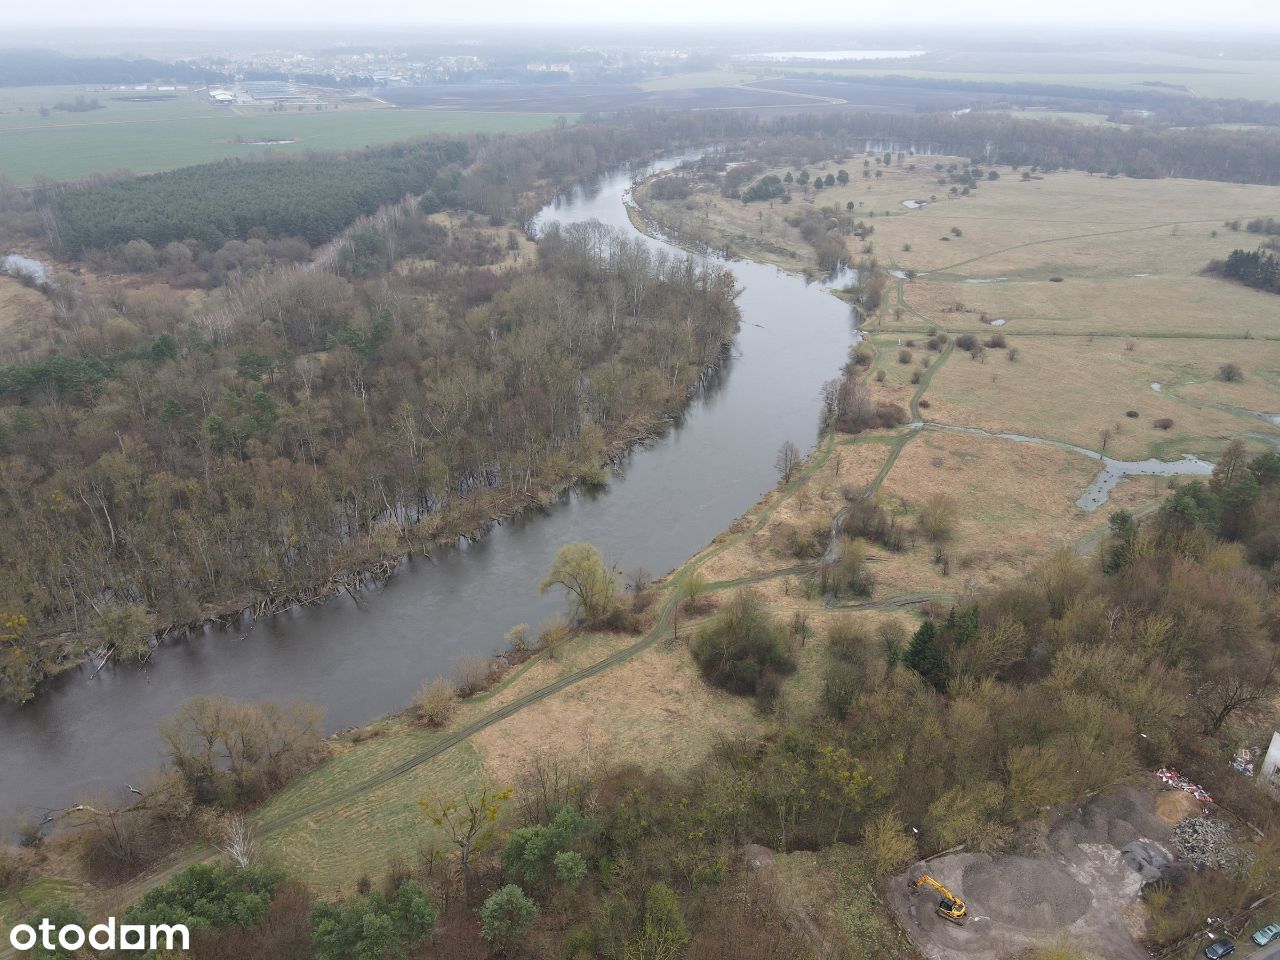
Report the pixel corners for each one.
[11,183,1200,939]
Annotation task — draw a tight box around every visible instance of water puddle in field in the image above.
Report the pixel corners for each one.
[923,423,1214,512]
[2,253,51,284]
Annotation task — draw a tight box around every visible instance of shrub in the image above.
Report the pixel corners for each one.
[0,845,34,891]
[691,590,795,696]
[874,369,886,382]
[554,850,587,888]
[842,499,906,551]
[413,677,455,727]
[1049,276,1065,282]
[504,623,529,652]
[897,349,912,364]
[1153,418,1175,430]
[20,901,87,960]
[984,333,1006,348]
[1126,410,1139,418]
[770,520,828,560]
[918,398,931,408]
[826,617,873,663]
[186,881,313,960]
[1219,362,1244,383]
[479,885,538,954]
[630,883,690,959]
[311,881,436,960]
[910,369,922,385]
[161,697,323,808]
[873,403,909,427]
[817,540,875,598]
[500,806,585,889]
[821,661,863,720]
[954,334,978,351]
[126,862,286,940]
[864,812,918,876]
[917,493,959,543]
[452,654,491,697]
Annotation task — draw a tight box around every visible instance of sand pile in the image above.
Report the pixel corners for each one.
[961,856,1092,931]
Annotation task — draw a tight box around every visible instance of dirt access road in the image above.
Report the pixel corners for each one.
[890,787,1172,960]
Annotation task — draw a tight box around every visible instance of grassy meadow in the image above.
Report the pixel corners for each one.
[0,86,566,182]
[752,50,1280,101]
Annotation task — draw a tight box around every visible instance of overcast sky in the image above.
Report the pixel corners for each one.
[11,0,1280,30]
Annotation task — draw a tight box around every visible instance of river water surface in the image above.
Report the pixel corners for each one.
[0,160,859,817]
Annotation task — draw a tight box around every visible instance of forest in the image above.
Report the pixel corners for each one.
[50,140,469,253]
[0,49,226,87]
[0,207,739,703]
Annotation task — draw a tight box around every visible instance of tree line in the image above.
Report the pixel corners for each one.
[1206,246,1280,294]
[49,140,469,254]
[0,49,226,87]
[733,110,1280,184]
[775,71,1280,129]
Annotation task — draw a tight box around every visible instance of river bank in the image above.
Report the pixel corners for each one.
[0,155,859,818]
[27,353,731,700]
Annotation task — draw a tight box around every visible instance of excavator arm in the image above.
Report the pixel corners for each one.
[910,874,967,923]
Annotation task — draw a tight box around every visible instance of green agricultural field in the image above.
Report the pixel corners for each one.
[638,69,764,91]
[766,52,1280,102]
[0,86,567,182]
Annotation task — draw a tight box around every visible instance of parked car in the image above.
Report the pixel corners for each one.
[1205,939,1234,960]
[1254,924,1280,946]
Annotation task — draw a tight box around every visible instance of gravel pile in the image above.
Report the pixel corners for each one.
[1170,816,1251,873]
[961,855,1092,931]
[1048,786,1169,858]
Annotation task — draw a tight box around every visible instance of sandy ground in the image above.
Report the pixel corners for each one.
[889,786,1173,960]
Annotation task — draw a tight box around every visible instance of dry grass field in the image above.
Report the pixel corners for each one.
[924,335,1280,458]
[257,610,766,888]
[640,157,1280,340]
[874,429,1159,593]
[470,638,761,784]
[0,275,53,348]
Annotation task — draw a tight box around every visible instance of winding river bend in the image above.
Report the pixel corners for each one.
[0,160,860,817]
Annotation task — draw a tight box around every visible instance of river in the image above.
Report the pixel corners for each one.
[0,159,859,818]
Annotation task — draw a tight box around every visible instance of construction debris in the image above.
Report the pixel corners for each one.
[1169,816,1251,874]
[1155,767,1213,804]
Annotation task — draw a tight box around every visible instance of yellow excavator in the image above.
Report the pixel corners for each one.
[910,874,967,924]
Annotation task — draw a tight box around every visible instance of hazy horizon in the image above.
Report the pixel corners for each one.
[9,1,1280,34]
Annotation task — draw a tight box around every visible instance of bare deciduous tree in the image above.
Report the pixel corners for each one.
[775,440,802,484]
